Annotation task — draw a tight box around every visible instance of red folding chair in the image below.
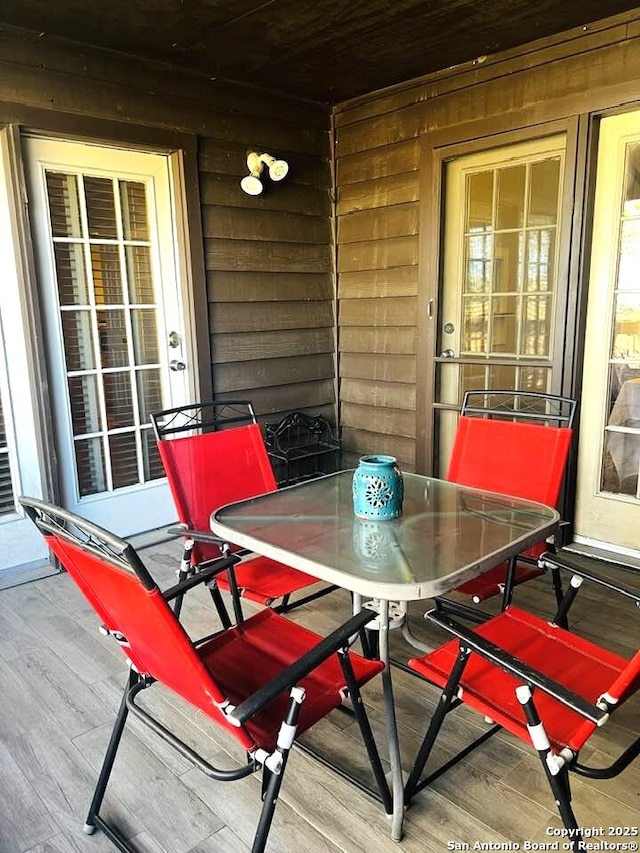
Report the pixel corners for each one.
[405,549,640,835]
[20,496,391,853]
[150,401,338,623]
[444,390,576,611]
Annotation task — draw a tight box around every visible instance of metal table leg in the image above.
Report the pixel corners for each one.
[378,599,404,842]
[353,595,404,841]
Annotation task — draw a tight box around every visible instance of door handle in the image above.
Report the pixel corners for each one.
[169,359,187,371]
[440,349,456,358]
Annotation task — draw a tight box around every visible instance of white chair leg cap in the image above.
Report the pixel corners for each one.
[83,823,96,835]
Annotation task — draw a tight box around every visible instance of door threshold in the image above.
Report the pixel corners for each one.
[564,541,640,573]
[127,526,179,550]
[0,560,61,591]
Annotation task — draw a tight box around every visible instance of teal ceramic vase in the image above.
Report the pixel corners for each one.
[352,455,404,520]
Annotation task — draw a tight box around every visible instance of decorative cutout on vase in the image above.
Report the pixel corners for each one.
[352,455,404,520]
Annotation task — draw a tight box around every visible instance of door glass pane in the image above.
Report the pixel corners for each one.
[623,143,640,212]
[126,246,154,302]
[61,311,95,371]
[141,429,164,480]
[45,168,168,498]
[598,139,640,498]
[491,295,518,353]
[84,177,118,239]
[120,181,149,240]
[467,171,493,230]
[68,375,101,434]
[464,234,492,293]
[462,297,488,351]
[131,309,160,364]
[110,432,139,489]
[98,310,129,368]
[461,363,487,393]
[613,292,640,358]
[529,159,560,226]
[487,363,516,390]
[46,172,82,237]
[103,373,134,428]
[520,366,551,393]
[525,230,555,294]
[604,364,640,495]
[618,220,640,292]
[0,395,15,516]
[54,243,88,305]
[137,369,163,422]
[522,295,552,356]
[91,245,123,305]
[75,437,107,496]
[494,232,522,293]
[496,165,526,229]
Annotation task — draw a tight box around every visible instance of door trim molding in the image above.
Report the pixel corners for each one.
[0,124,57,501]
[0,103,210,406]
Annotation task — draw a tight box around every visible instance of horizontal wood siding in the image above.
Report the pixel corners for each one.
[334,9,640,474]
[0,26,334,426]
[335,127,419,467]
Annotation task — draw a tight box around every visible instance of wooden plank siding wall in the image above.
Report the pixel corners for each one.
[0,26,335,427]
[333,7,640,474]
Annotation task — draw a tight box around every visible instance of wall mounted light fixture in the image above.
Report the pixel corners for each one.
[240,152,289,195]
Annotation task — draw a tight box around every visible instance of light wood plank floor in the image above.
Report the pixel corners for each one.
[0,540,638,853]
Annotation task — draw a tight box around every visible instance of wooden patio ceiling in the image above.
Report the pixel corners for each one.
[2,0,639,104]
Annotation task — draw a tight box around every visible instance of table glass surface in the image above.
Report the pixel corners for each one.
[211,471,560,601]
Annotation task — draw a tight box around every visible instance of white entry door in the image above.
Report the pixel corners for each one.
[575,111,640,556]
[25,137,189,535]
[436,134,566,473]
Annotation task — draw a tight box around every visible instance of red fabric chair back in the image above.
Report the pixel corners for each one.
[447,417,573,562]
[448,416,573,505]
[158,423,277,560]
[44,532,255,751]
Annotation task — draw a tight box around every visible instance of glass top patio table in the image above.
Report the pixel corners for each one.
[210,469,559,843]
[210,470,560,602]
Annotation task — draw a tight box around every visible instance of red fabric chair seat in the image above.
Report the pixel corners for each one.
[409,606,630,752]
[219,554,320,603]
[454,560,543,602]
[199,607,384,751]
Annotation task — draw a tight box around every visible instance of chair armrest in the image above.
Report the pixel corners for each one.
[163,555,240,602]
[426,609,606,725]
[539,551,640,604]
[167,525,227,548]
[229,609,378,724]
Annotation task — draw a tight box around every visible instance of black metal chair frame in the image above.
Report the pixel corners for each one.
[20,497,392,853]
[405,550,640,836]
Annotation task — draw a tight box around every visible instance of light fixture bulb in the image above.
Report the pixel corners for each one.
[240,151,289,195]
[268,159,289,181]
[240,175,263,195]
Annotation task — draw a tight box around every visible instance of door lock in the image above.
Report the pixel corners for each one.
[168,331,181,348]
[169,359,187,372]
